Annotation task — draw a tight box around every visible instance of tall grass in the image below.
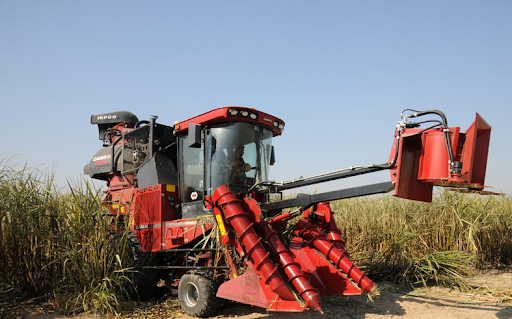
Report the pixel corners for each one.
[331,190,512,288]
[0,160,129,314]
[1,157,511,314]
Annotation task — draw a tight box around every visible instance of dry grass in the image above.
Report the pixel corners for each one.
[331,190,512,288]
[0,160,131,315]
[1,158,511,315]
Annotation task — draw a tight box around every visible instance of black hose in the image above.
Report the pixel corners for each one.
[405,109,448,127]
[371,133,400,169]
[401,109,454,168]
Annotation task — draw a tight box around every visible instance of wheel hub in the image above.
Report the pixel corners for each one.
[183,282,199,307]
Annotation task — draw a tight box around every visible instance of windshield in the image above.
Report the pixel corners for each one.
[206,122,273,195]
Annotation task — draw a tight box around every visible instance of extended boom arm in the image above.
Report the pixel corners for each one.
[260,109,491,210]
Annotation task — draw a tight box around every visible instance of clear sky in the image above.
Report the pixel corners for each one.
[1,1,511,194]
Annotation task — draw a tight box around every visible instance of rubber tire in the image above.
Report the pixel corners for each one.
[107,231,164,300]
[178,272,220,318]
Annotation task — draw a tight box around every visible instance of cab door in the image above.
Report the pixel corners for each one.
[178,130,209,218]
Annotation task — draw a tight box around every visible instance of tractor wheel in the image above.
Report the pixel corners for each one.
[178,272,220,318]
[107,231,164,300]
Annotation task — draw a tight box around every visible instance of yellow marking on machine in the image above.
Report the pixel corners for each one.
[215,213,227,236]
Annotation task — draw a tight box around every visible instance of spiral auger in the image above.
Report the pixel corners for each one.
[299,222,375,293]
[258,220,322,312]
[212,185,295,301]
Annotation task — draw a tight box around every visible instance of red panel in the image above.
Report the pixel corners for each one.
[133,184,179,252]
[392,131,434,202]
[216,264,270,308]
[137,228,161,252]
[162,219,214,250]
[460,113,491,187]
[216,264,305,312]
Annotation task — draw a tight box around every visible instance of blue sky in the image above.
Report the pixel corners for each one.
[1,1,511,194]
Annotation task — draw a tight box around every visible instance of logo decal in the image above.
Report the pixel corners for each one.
[97,115,117,120]
[92,154,111,162]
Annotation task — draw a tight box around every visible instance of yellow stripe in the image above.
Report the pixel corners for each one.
[215,214,227,236]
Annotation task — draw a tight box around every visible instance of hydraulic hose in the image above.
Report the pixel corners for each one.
[402,109,455,171]
[403,109,449,127]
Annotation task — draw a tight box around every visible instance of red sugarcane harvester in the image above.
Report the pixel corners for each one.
[85,107,491,317]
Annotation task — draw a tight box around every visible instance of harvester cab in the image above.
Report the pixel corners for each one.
[84,106,491,317]
[85,107,282,218]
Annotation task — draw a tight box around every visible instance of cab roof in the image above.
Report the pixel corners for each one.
[173,106,285,136]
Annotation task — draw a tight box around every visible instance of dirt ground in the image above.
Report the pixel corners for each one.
[6,270,512,319]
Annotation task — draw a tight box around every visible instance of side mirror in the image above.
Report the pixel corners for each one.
[270,146,276,166]
[188,124,202,148]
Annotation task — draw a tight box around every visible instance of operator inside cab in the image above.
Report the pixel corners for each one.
[211,142,251,186]
[229,143,252,185]
[206,121,273,197]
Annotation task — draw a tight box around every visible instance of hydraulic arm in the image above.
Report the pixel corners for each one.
[261,109,491,209]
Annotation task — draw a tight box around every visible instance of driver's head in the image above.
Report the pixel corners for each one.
[235,143,245,157]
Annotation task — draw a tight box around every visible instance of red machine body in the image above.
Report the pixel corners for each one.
[84,107,492,317]
[390,112,491,202]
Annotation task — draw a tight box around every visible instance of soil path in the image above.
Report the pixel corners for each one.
[192,284,512,319]
[9,271,512,319]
